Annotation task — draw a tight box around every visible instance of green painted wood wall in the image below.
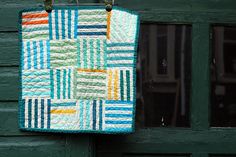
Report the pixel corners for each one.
[0,1,95,157]
[0,0,236,157]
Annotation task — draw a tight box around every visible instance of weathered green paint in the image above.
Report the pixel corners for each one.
[97,128,236,153]
[0,0,236,157]
[191,23,210,130]
[0,1,95,157]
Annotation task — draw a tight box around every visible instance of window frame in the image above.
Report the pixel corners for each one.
[96,1,236,157]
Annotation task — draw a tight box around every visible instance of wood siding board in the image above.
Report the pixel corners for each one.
[0,136,66,157]
[1,1,236,31]
[0,67,19,101]
[0,33,19,66]
[191,23,210,130]
[96,129,236,153]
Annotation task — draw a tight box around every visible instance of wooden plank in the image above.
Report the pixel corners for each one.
[0,0,97,31]
[191,0,236,11]
[0,102,39,136]
[96,128,236,154]
[0,102,47,136]
[116,0,192,12]
[1,0,236,31]
[0,67,18,101]
[191,23,210,130]
[0,33,19,66]
[0,136,66,157]
[66,135,93,157]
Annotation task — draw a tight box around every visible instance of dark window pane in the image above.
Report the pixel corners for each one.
[211,26,236,127]
[136,24,192,128]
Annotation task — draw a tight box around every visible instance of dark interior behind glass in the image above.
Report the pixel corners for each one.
[211,26,236,127]
[136,24,192,128]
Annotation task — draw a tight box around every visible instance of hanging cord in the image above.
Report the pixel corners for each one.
[104,0,114,12]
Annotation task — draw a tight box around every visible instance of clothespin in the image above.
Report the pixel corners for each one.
[44,0,53,13]
[105,0,114,12]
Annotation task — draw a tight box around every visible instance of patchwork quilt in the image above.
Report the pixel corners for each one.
[18,6,139,133]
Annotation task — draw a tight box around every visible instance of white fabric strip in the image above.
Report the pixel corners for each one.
[107,60,133,64]
[60,69,63,99]
[22,24,48,29]
[23,42,28,70]
[30,42,34,69]
[86,39,91,68]
[31,99,35,128]
[65,69,69,99]
[38,99,41,128]
[24,98,28,128]
[44,99,48,129]
[107,53,134,58]
[123,70,127,101]
[64,10,68,39]
[96,102,99,130]
[107,46,135,51]
[80,39,84,68]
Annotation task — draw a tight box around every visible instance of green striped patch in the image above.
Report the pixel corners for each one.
[23,33,49,40]
[76,71,107,100]
[50,40,77,68]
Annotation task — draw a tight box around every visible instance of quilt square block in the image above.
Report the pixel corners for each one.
[50,100,104,131]
[106,42,135,68]
[22,70,51,98]
[49,9,78,40]
[77,9,107,38]
[21,40,50,70]
[50,68,75,99]
[19,6,139,134]
[107,69,134,101]
[21,11,50,40]
[50,39,77,68]
[103,100,134,132]
[77,38,107,70]
[20,98,51,129]
[76,69,107,100]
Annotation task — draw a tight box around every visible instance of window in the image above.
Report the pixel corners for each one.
[211,26,236,127]
[136,24,192,128]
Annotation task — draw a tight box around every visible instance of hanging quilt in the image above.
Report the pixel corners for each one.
[18,6,140,133]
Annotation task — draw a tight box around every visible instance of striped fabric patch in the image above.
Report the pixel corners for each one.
[76,70,107,100]
[78,9,107,38]
[21,98,51,129]
[22,70,51,98]
[50,69,75,99]
[50,39,77,68]
[107,69,133,101]
[104,100,133,132]
[77,100,104,130]
[22,11,49,40]
[19,7,139,134]
[22,40,50,70]
[110,9,138,43]
[107,42,135,68]
[77,38,107,69]
[50,100,79,130]
[49,9,78,40]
